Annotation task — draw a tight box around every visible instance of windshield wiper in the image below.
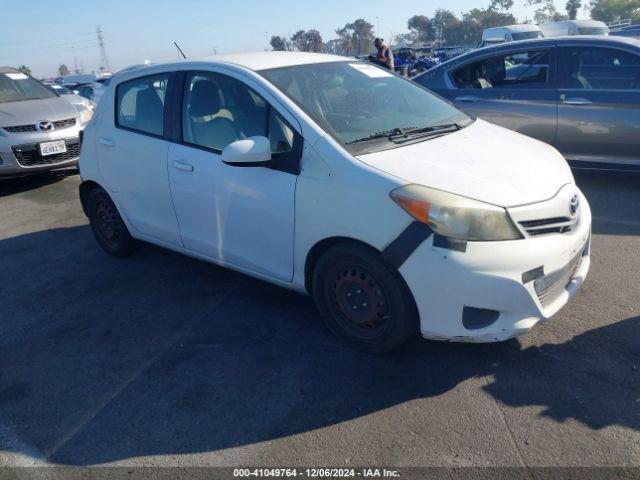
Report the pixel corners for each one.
[346,123,464,146]
[345,128,410,145]
[388,123,462,141]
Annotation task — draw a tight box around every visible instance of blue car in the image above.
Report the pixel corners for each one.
[414,36,640,171]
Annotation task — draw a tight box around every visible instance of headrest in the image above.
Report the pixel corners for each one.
[135,88,163,122]
[189,80,221,117]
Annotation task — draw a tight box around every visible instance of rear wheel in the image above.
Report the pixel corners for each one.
[87,187,136,257]
[312,245,418,353]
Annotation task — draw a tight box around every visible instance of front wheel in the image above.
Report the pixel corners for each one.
[87,187,136,257]
[312,245,419,353]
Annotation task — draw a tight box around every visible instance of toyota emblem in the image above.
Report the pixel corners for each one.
[569,194,579,216]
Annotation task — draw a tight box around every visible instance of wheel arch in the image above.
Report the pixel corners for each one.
[78,180,104,216]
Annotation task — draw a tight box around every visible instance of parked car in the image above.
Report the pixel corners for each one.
[539,20,609,37]
[0,67,92,177]
[79,52,591,352]
[47,83,95,112]
[480,24,544,47]
[415,36,640,170]
[90,77,111,105]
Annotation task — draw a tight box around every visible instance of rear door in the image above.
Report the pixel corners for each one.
[97,72,181,245]
[446,46,558,145]
[556,45,640,169]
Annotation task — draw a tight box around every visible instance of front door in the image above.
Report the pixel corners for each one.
[556,45,640,169]
[167,71,301,281]
[447,47,558,145]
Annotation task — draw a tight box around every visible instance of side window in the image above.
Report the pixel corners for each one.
[452,50,550,89]
[116,74,169,136]
[182,72,267,152]
[562,47,640,90]
[182,72,297,155]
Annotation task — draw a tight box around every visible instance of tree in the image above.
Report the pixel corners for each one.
[590,0,640,23]
[528,0,567,23]
[290,29,324,52]
[17,65,31,76]
[58,64,69,77]
[270,35,290,51]
[489,0,515,11]
[566,0,582,19]
[407,15,434,43]
[335,18,375,56]
[432,9,461,44]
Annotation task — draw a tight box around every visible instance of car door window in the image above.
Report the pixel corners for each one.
[452,49,550,89]
[116,74,169,137]
[561,47,640,90]
[182,72,296,155]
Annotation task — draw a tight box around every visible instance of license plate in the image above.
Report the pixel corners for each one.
[39,140,66,156]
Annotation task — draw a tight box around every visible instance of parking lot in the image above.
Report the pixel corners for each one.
[0,168,638,467]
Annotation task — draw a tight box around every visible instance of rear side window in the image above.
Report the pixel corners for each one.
[560,47,640,90]
[452,49,550,89]
[116,74,169,136]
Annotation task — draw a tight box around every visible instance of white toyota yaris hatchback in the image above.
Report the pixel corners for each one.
[79,52,591,352]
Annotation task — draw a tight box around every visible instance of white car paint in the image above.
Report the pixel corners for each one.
[79,52,591,344]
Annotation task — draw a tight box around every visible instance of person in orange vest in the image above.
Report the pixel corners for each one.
[374,38,395,71]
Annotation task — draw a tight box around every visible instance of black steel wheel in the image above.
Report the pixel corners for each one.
[87,187,136,257]
[312,244,418,353]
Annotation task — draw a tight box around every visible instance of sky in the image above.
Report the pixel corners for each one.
[0,0,576,78]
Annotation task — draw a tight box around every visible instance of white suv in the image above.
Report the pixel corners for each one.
[79,52,591,352]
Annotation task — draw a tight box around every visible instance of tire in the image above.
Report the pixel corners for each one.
[312,244,419,353]
[87,187,136,257]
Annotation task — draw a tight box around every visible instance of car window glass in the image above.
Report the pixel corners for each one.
[182,72,294,155]
[116,74,169,136]
[452,50,550,89]
[562,47,640,90]
[269,111,294,154]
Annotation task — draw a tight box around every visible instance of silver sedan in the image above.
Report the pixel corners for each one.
[414,36,640,171]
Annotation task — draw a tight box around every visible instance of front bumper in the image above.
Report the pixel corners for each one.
[0,125,83,177]
[400,191,592,342]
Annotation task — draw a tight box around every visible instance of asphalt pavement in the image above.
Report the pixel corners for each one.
[0,168,638,468]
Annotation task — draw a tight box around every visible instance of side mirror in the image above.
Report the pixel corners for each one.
[221,136,271,167]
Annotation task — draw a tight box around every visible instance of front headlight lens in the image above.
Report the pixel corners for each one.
[76,106,93,124]
[390,184,522,241]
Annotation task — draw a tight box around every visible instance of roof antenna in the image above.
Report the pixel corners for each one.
[174,41,187,59]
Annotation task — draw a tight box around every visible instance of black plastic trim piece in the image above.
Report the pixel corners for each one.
[522,266,545,284]
[433,234,467,253]
[568,160,640,172]
[462,307,500,330]
[381,222,433,269]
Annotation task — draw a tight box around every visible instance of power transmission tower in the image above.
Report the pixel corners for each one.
[96,25,111,73]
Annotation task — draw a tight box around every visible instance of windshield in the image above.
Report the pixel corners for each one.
[260,61,469,154]
[578,27,609,35]
[0,72,56,103]
[512,31,544,41]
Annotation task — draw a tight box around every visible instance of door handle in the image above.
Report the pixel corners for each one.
[562,98,592,106]
[170,160,194,172]
[99,137,115,147]
[454,95,479,103]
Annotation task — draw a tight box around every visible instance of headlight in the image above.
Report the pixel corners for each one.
[77,106,93,124]
[390,184,522,241]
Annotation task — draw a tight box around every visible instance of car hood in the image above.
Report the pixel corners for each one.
[0,96,78,127]
[355,119,574,207]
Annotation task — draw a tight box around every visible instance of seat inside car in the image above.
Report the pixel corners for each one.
[187,79,240,149]
[135,87,164,134]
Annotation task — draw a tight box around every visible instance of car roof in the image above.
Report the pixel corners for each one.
[0,67,20,74]
[116,52,353,80]
[436,35,640,67]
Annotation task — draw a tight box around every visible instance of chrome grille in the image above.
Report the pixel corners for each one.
[12,137,81,167]
[519,216,577,236]
[2,118,76,133]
